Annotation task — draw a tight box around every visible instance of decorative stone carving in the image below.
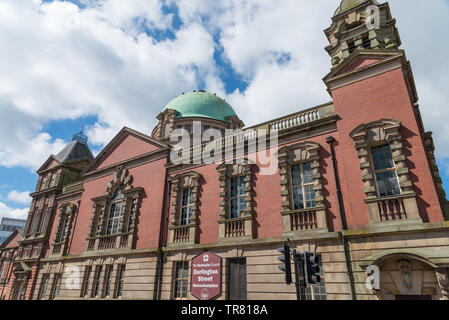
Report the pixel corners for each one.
[277,142,328,234]
[350,119,422,224]
[86,165,142,252]
[436,268,449,300]
[216,160,255,241]
[52,203,77,256]
[151,109,178,141]
[105,166,133,195]
[398,260,413,290]
[168,171,202,246]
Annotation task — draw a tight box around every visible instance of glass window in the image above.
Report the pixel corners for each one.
[229,177,246,219]
[49,274,62,300]
[291,162,316,210]
[106,185,125,235]
[371,145,401,197]
[30,208,42,234]
[180,188,194,225]
[173,261,189,299]
[81,266,92,298]
[114,264,126,298]
[91,266,103,298]
[57,213,70,243]
[103,265,113,298]
[38,274,50,300]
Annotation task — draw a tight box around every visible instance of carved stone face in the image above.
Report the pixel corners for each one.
[398,260,413,289]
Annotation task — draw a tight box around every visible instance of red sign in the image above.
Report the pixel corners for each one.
[190,251,222,300]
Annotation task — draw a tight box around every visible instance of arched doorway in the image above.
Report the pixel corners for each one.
[372,254,444,300]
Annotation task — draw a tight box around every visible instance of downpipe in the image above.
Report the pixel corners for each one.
[326,136,357,301]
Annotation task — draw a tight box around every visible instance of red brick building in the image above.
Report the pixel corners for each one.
[1,0,449,300]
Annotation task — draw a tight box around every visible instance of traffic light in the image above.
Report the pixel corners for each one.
[277,243,292,285]
[303,251,321,286]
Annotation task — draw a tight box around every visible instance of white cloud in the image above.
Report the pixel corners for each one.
[7,191,31,206]
[0,0,449,178]
[0,202,28,221]
[0,0,220,171]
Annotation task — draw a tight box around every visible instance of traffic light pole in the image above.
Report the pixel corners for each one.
[292,249,305,301]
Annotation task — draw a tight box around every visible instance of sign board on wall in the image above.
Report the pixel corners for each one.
[190,251,222,300]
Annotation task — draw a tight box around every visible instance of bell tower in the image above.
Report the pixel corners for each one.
[324,0,401,68]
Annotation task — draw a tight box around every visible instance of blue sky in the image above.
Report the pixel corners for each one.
[1,0,449,220]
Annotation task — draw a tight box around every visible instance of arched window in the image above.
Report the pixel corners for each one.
[106,184,125,235]
[350,119,422,224]
[87,166,142,251]
[277,142,328,233]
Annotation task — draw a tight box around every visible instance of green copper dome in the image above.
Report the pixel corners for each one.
[334,0,376,16]
[164,91,237,123]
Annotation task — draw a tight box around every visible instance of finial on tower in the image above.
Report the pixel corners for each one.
[72,129,88,144]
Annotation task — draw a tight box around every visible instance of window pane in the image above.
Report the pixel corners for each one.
[304,185,316,208]
[302,162,314,184]
[291,165,302,187]
[229,177,245,218]
[376,171,401,197]
[371,145,395,171]
[230,178,238,197]
[292,187,304,210]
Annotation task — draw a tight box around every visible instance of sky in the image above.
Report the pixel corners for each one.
[1,0,449,221]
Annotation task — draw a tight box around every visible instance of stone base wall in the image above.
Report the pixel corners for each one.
[28,224,449,301]
[161,239,351,301]
[34,253,158,300]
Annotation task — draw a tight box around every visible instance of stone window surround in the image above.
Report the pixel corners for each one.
[277,141,328,234]
[217,160,255,241]
[168,171,202,246]
[86,166,142,252]
[349,119,421,224]
[52,203,77,256]
[24,197,54,240]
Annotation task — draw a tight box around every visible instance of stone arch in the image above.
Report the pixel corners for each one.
[362,251,447,300]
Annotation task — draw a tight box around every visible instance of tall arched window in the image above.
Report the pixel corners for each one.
[87,166,142,251]
[106,184,125,235]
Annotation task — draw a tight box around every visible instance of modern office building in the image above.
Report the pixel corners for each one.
[0,218,26,245]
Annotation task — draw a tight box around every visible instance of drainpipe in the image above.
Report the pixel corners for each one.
[326,136,357,301]
[154,175,172,300]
